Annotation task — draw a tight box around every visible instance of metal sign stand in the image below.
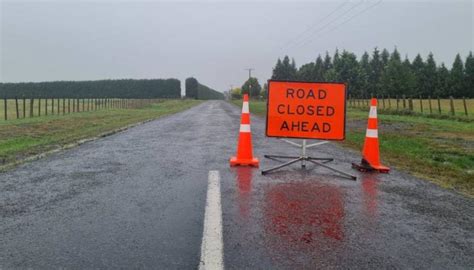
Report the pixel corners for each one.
[261,139,357,180]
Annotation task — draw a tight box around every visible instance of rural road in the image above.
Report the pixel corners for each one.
[1,101,473,269]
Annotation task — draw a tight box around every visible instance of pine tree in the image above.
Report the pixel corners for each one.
[401,56,416,96]
[423,52,438,97]
[464,52,474,98]
[332,49,341,81]
[290,58,297,80]
[450,54,464,97]
[313,55,325,81]
[369,47,384,96]
[271,58,284,80]
[381,48,403,96]
[411,54,425,96]
[358,51,371,97]
[322,52,333,79]
[381,48,390,67]
[436,63,450,97]
[297,62,315,81]
[337,50,360,96]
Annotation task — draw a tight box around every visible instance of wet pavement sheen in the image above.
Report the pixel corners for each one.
[1,101,473,269]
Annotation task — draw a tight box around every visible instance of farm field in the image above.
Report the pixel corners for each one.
[232,99,474,196]
[0,99,201,169]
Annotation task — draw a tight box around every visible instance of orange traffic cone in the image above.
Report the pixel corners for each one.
[230,94,259,167]
[352,98,390,173]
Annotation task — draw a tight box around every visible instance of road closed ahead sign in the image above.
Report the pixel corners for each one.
[266,80,346,140]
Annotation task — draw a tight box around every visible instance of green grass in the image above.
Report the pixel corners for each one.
[0,99,201,167]
[232,99,474,196]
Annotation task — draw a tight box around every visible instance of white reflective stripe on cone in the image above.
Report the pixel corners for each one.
[242,102,249,114]
[240,124,251,132]
[366,129,378,138]
[369,106,377,118]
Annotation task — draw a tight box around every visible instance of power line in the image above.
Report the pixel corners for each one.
[282,0,351,49]
[287,0,366,51]
[297,0,383,49]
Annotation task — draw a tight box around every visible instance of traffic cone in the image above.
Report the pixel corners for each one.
[230,94,259,167]
[352,98,390,173]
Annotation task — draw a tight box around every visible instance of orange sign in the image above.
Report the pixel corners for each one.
[266,80,346,140]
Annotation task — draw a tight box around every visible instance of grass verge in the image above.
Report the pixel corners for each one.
[231,99,474,196]
[0,99,201,168]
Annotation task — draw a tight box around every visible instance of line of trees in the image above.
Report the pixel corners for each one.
[185,77,224,100]
[0,79,182,98]
[271,49,474,98]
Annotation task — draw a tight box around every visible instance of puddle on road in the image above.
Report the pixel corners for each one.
[229,168,385,268]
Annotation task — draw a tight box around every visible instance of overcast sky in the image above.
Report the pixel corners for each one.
[1,0,473,94]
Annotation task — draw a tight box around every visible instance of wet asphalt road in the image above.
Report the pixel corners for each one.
[1,100,473,269]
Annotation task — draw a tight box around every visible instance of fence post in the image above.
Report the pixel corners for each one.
[437,97,441,114]
[68,99,71,114]
[402,95,406,109]
[15,97,19,119]
[63,98,66,115]
[408,97,413,111]
[419,95,423,113]
[38,98,41,116]
[57,98,60,114]
[428,96,432,114]
[29,98,33,117]
[396,95,399,111]
[463,97,468,116]
[4,98,7,120]
[23,98,26,118]
[449,96,455,116]
[51,98,54,115]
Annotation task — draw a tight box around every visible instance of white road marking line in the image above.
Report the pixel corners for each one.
[199,170,224,270]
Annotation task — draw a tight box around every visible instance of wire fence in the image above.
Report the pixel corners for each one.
[348,95,473,118]
[1,98,160,121]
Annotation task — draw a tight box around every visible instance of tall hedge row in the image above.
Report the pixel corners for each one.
[0,79,181,98]
[185,77,224,100]
[185,78,199,99]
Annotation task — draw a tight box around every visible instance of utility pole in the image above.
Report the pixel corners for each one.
[244,68,254,79]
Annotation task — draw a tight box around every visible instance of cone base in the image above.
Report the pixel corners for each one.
[352,161,390,173]
[230,157,259,167]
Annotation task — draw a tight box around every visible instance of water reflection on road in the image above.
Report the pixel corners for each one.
[263,180,345,247]
[361,173,380,218]
[235,167,253,219]
[231,169,384,268]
